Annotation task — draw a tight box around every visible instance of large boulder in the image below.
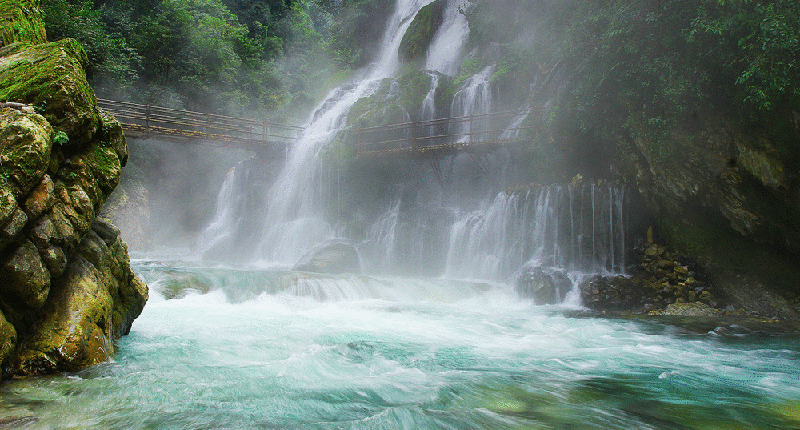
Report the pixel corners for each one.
[294,242,362,274]
[398,0,445,63]
[11,220,147,375]
[514,266,572,305]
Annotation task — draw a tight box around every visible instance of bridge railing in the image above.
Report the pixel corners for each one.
[355,109,536,157]
[97,99,304,146]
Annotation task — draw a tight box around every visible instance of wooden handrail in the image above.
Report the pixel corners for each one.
[96,98,305,147]
[354,109,538,158]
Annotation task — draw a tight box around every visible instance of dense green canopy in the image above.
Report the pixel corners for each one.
[40,0,392,119]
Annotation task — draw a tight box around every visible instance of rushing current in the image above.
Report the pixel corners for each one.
[1,261,799,429]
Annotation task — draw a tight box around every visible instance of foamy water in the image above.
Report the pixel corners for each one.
[2,261,799,429]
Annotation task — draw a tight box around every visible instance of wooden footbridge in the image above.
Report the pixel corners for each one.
[355,109,536,158]
[96,99,305,154]
[97,99,535,159]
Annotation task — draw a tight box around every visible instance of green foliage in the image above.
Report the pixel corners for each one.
[37,0,386,118]
[453,57,485,89]
[53,130,68,146]
[40,0,141,86]
[324,0,395,69]
[463,0,799,170]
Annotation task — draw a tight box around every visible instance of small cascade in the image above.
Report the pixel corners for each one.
[363,198,402,273]
[418,71,441,138]
[425,0,470,75]
[361,197,453,277]
[196,160,272,262]
[444,183,631,281]
[419,72,439,120]
[450,65,495,142]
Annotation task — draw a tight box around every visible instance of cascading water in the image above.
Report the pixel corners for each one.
[450,65,495,141]
[425,0,470,75]
[199,0,439,265]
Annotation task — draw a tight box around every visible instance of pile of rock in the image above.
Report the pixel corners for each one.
[636,242,715,308]
[579,234,722,315]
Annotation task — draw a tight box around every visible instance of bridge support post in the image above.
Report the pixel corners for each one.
[145,104,151,133]
[410,121,417,157]
[356,128,362,158]
[469,114,474,146]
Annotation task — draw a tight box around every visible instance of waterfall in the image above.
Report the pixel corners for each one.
[358,182,631,282]
[196,0,633,298]
[442,184,630,281]
[425,0,469,75]
[199,0,440,265]
[450,65,495,142]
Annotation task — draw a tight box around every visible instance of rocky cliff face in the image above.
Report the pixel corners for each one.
[611,115,800,321]
[0,0,147,376]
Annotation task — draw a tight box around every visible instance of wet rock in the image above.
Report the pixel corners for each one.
[10,220,147,375]
[0,205,27,251]
[0,239,50,309]
[0,1,145,377]
[0,310,17,365]
[579,275,645,312]
[294,242,361,274]
[515,266,572,305]
[22,173,55,219]
[0,38,100,146]
[653,302,719,317]
[0,108,52,196]
[398,0,445,63]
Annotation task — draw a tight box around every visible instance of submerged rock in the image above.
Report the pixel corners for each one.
[294,242,361,274]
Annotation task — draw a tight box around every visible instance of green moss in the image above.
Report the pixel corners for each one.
[398,0,444,63]
[0,309,15,366]
[397,71,433,114]
[0,108,52,196]
[453,57,485,89]
[0,0,47,48]
[0,38,98,146]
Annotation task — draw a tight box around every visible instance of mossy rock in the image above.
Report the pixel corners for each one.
[0,309,16,366]
[0,238,50,310]
[0,38,99,147]
[0,107,52,197]
[347,79,410,129]
[398,0,445,63]
[0,0,46,48]
[10,222,147,375]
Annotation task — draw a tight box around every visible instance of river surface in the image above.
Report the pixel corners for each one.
[1,256,799,429]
